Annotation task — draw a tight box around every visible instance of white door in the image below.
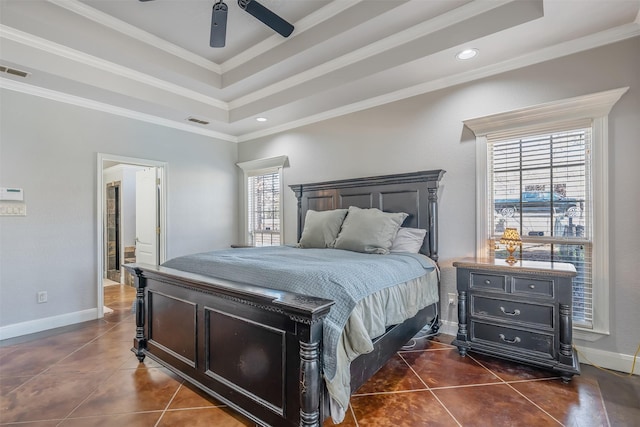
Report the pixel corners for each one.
[135,167,158,265]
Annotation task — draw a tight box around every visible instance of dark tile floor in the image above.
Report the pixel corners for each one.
[1,285,638,426]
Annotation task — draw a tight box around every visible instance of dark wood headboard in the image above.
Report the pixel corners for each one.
[289,170,446,261]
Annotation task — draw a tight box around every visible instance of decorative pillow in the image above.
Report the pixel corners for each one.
[298,209,348,248]
[333,206,408,254]
[390,227,427,253]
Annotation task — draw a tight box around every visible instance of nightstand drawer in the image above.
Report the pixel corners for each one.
[470,273,506,292]
[471,321,554,359]
[513,277,554,297]
[471,296,554,328]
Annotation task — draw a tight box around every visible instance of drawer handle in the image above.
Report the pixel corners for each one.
[499,334,521,344]
[529,284,536,289]
[500,307,521,316]
[484,279,491,285]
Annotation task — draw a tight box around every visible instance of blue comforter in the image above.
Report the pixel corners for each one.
[162,245,436,380]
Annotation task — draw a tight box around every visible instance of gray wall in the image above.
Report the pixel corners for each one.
[238,37,640,356]
[0,91,238,327]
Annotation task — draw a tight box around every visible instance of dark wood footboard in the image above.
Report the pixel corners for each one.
[126,263,334,427]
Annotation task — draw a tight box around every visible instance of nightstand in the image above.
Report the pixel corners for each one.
[452,258,580,382]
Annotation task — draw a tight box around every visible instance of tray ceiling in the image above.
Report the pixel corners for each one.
[1,0,639,142]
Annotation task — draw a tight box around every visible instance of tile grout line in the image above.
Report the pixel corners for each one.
[466,353,507,384]
[1,319,124,398]
[426,389,463,427]
[1,301,136,425]
[397,351,463,427]
[348,403,360,427]
[50,410,164,425]
[59,368,124,422]
[54,329,137,425]
[504,380,566,426]
[398,346,457,354]
[595,377,613,427]
[467,354,565,426]
[154,380,185,426]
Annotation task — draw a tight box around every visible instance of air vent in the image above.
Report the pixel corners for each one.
[0,65,30,78]
[187,117,210,125]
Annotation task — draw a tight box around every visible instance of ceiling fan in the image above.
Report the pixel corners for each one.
[139,0,295,48]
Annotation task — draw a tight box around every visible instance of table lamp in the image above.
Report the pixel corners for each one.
[500,227,522,265]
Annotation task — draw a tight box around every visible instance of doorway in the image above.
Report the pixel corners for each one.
[96,154,167,318]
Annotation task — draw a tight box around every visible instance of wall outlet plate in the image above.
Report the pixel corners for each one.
[37,291,47,303]
[448,292,457,305]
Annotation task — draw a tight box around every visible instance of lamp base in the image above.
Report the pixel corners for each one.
[505,255,518,265]
[504,247,518,265]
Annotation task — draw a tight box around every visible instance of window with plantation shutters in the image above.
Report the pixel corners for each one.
[248,171,281,246]
[488,126,593,327]
[465,88,627,338]
[237,155,287,247]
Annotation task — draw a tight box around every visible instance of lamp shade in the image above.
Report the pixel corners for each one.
[500,227,521,244]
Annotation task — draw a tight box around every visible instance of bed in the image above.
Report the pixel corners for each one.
[124,169,445,426]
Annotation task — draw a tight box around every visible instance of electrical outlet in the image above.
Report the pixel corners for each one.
[37,291,47,303]
[447,292,457,306]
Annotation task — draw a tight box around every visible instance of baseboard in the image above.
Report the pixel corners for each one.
[0,308,99,341]
[438,321,638,376]
[439,320,459,338]
[574,344,639,376]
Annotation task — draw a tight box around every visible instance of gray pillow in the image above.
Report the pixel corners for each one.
[333,206,408,254]
[298,209,348,248]
[390,227,427,253]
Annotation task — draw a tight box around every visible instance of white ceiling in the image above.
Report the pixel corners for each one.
[1,0,639,142]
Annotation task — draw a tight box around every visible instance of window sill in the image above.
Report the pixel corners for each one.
[573,326,610,342]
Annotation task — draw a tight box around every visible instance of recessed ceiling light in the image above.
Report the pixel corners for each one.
[456,48,478,60]
[256,117,268,122]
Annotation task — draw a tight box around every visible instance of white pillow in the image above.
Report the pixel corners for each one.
[333,206,408,254]
[390,227,427,253]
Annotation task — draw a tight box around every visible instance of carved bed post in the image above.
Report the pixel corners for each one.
[131,267,147,362]
[290,184,304,242]
[299,340,321,426]
[427,186,439,262]
[294,308,329,427]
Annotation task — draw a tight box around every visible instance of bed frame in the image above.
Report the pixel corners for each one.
[125,169,445,427]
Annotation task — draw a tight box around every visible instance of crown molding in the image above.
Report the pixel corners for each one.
[237,22,639,142]
[0,24,229,111]
[0,77,237,143]
[2,12,637,144]
[47,0,221,74]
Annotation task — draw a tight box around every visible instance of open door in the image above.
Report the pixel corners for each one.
[135,167,159,265]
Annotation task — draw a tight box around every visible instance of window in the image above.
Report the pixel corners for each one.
[464,87,627,338]
[488,126,593,327]
[247,171,280,246]
[237,156,288,247]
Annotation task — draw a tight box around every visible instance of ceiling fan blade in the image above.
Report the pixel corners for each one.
[238,0,294,38]
[210,1,228,47]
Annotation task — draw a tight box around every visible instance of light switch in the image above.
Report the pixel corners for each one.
[0,202,26,216]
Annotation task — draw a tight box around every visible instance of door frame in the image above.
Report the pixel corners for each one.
[96,153,168,318]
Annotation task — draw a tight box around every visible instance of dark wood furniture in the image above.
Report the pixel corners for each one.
[452,258,580,382]
[124,169,445,427]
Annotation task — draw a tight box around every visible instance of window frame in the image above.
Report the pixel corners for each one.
[237,155,288,246]
[464,88,628,341]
